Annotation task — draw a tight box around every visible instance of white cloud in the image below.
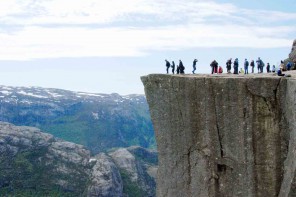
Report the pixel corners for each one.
[0,0,295,60]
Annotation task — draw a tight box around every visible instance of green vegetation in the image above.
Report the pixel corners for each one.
[0,188,75,197]
[120,170,147,197]
[0,146,89,196]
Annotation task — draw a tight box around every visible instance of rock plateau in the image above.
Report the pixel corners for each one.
[142,71,296,197]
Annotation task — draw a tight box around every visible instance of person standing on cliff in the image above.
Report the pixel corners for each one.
[272,65,276,72]
[233,58,239,74]
[266,63,271,73]
[226,58,232,73]
[171,61,175,74]
[165,59,171,74]
[176,65,180,74]
[210,60,218,74]
[256,57,264,73]
[179,60,185,74]
[250,60,255,73]
[192,59,198,74]
[244,58,249,74]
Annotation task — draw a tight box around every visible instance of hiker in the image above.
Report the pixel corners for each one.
[192,59,198,74]
[256,57,263,73]
[233,58,239,74]
[171,61,175,74]
[287,62,292,71]
[244,58,249,74]
[165,59,171,74]
[272,65,276,73]
[226,58,232,73]
[266,63,271,73]
[179,60,185,74]
[277,66,285,76]
[280,60,286,71]
[250,60,255,73]
[176,65,180,74]
[210,60,218,74]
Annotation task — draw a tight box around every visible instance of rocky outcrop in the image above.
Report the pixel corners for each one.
[142,71,296,197]
[87,153,123,197]
[290,39,296,62]
[0,122,156,196]
[0,122,123,196]
[109,146,157,197]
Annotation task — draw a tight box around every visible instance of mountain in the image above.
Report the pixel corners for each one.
[0,122,157,196]
[0,86,155,153]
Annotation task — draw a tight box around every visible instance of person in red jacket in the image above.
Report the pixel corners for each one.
[218,66,223,74]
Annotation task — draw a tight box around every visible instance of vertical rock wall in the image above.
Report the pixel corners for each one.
[142,74,296,197]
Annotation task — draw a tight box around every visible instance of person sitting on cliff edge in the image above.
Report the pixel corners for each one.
[277,66,291,77]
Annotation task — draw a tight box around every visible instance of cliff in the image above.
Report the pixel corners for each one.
[142,71,296,197]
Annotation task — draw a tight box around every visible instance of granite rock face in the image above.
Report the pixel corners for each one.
[290,39,296,62]
[0,122,157,196]
[142,72,296,197]
[0,122,123,196]
[109,146,157,197]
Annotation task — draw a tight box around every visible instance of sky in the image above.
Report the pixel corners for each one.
[0,0,295,95]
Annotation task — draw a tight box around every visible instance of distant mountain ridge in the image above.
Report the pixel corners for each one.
[0,85,155,153]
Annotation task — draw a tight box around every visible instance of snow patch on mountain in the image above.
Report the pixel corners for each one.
[17,91,48,98]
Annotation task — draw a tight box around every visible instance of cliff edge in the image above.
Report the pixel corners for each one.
[142,72,296,197]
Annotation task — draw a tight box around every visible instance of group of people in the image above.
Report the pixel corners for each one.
[165,57,295,77]
[165,59,194,74]
[222,57,273,74]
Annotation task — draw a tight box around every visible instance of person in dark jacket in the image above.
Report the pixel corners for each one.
[171,61,175,74]
[256,57,264,73]
[233,58,239,74]
[226,58,232,73]
[244,58,249,74]
[165,59,171,74]
[266,63,271,73]
[179,60,185,74]
[192,59,198,74]
[287,62,292,71]
[250,60,255,73]
[277,66,285,76]
[210,60,218,74]
[176,65,180,74]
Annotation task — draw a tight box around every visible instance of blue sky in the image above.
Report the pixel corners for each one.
[0,0,295,94]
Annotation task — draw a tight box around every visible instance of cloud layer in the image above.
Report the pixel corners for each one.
[0,0,295,60]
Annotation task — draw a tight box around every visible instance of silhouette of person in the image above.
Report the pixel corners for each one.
[250,60,255,73]
[226,58,232,73]
[233,58,239,74]
[210,60,218,74]
[171,61,175,74]
[165,59,171,74]
[244,58,249,74]
[179,60,185,74]
[192,59,198,74]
